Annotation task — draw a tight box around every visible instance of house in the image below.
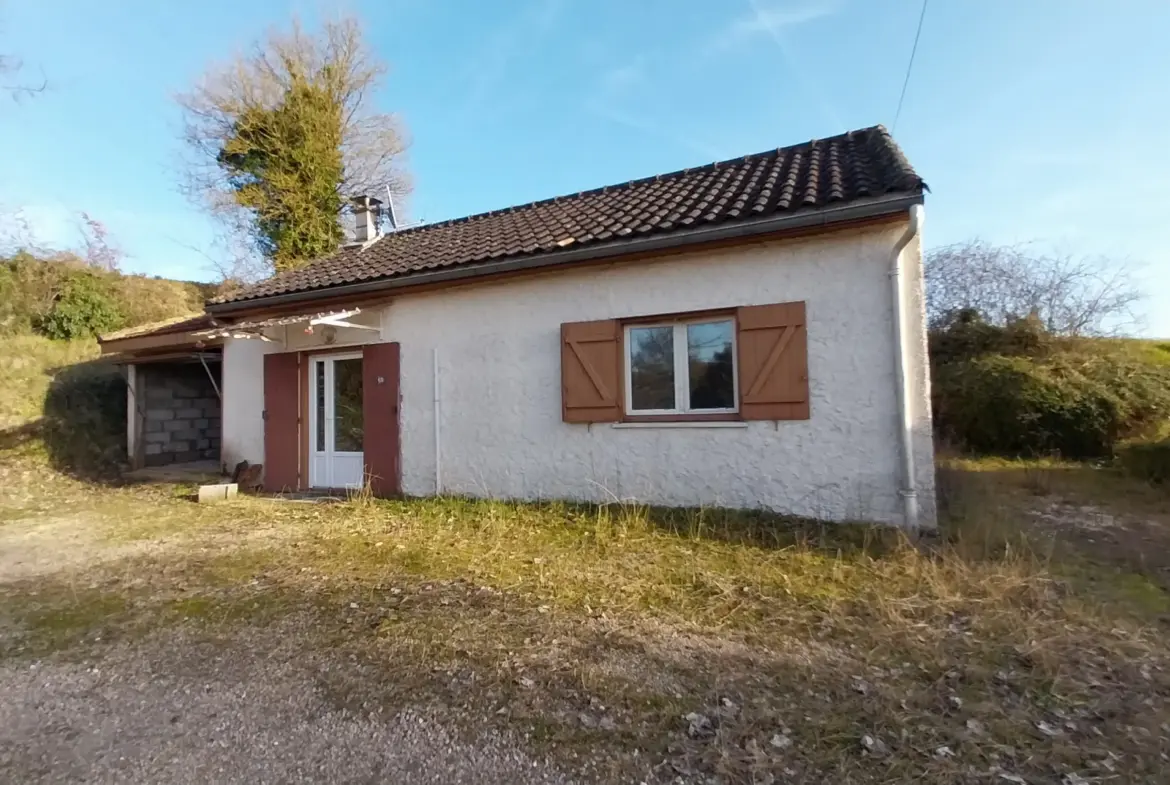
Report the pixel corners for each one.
[101,125,935,528]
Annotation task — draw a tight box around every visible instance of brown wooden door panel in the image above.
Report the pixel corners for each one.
[263,352,301,492]
[363,342,401,497]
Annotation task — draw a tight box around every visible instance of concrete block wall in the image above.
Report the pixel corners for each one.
[141,363,221,466]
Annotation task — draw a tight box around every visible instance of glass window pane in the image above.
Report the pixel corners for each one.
[333,358,364,452]
[687,321,735,410]
[629,326,676,411]
[315,362,325,452]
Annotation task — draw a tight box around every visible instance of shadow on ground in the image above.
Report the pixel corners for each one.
[0,359,126,481]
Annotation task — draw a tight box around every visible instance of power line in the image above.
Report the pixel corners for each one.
[893,0,929,133]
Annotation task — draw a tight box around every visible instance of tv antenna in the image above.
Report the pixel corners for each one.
[383,185,424,232]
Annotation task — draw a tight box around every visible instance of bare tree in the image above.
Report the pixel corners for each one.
[0,206,40,255]
[77,213,122,272]
[925,240,1144,336]
[177,15,411,275]
[1,48,45,101]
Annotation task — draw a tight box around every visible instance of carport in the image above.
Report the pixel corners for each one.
[98,314,225,477]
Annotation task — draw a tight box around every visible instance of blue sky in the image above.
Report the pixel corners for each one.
[3,0,1168,335]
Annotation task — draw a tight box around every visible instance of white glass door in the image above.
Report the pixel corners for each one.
[308,354,365,488]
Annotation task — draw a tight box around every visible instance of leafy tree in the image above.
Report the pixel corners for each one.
[219,78,345,271]
[179,17,410,276]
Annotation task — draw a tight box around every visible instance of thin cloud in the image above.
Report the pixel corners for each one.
[461,0,565,114]
[742,0,844,129]
[589,102,730,162]
[585,56,731,162]
[710,0,841,51]
[597,58,648,96]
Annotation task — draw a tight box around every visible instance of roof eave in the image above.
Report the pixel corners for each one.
[207,192,924,316]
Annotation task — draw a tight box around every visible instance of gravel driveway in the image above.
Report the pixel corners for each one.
[0,623,578,785]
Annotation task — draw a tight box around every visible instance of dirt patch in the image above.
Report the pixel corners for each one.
[1028,498,1170,589]
[0,619,582,785]
[0,516,163,584]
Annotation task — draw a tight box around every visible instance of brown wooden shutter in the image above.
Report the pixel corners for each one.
[363,342,401,497]
[737,301,810,421]
[561,319,622,423]
[263,352,301,492]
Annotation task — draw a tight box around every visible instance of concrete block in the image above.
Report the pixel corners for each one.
[198,483,238,504]
[144,431,170,444]
[146,408,175,421]
[196,438,210,450]
[194,398,218,411]
[168,440,191,453]
[194,418,210,430]
[176,407,203,419]
[145,388,173,403]
[145,420,163,433]
[163,420,188,432]
[145,443,162,455]
[173,428,200,441]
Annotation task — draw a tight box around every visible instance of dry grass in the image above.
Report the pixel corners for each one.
[2,455,1169,783]
[0,335,99,429]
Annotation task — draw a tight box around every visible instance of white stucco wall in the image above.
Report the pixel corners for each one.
[221,337,278,469]
[220,222,936,526]
[385,223,935,526]
[220,311,385,470]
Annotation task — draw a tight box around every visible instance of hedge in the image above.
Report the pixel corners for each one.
[1116,440,1170,485]
[930,315,1170,459]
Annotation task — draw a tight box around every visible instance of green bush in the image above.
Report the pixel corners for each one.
[928,309,1053,366]
[0,251,72,334]
[1,253,207,339]
[1116,440,1170,485]
[931,313,1170,459]
[934,354,1126,459]
[34,272,125,340]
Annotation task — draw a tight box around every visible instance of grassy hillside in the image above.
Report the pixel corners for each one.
[0,334,125,477]
[0,253,209,475]
[0,335,99,429]
[0,251,212,339]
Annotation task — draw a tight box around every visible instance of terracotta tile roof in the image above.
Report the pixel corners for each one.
[213,125,924,306]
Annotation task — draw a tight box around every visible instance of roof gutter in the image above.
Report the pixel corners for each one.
[207,192,924,315]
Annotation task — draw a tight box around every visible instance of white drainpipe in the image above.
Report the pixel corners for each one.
[433,347,442,495]
[889,205,924,529]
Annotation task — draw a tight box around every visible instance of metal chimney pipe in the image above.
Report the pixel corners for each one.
[351,195,383,243]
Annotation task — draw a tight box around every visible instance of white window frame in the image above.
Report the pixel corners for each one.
[623,317,738,416]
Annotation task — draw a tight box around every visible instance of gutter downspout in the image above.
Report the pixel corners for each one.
[889,205,924,529]
[433,347,442,495]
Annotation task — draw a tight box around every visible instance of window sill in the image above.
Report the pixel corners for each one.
[611,421,748,429]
